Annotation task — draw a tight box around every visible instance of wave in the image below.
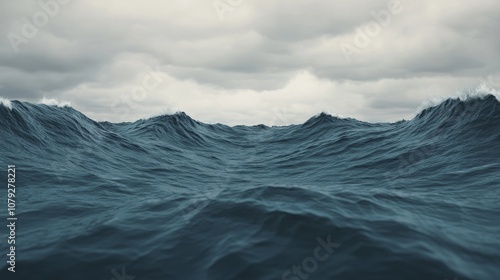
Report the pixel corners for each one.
[0,92,499,280]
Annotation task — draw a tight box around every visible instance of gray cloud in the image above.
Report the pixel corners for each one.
[0,0,499,124]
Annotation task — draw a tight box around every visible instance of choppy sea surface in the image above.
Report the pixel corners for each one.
[0,91,499,280]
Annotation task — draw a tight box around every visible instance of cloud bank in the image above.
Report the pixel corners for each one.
[1,0,499,125]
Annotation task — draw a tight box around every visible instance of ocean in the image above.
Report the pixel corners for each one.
[0,92,499,280]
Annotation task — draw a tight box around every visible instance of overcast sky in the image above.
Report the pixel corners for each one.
[1,0,499,125]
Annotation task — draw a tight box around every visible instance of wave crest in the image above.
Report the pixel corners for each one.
[39,97,71,108]
[0,97,12,109]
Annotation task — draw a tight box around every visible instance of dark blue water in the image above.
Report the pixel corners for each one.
[0,94,499,280]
